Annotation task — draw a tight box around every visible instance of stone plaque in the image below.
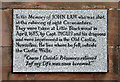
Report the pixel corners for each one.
[13,9,107,72]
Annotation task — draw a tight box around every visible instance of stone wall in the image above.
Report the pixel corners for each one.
[1,2,120,81]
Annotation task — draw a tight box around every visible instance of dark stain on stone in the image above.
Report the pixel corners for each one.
[7,71,11,80]
[113,47,119,74]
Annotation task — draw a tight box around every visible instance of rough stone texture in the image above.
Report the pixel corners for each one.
[2,9,12,47]
[1,2,119,81]
[0,10,2,46]
[2,47,11,67]
[1,2,118,9]
[118,2,120,82]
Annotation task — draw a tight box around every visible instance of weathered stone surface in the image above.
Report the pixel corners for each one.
[2,47,11,80]
[2,9,12,46]
[108,10,119,46]
[2,66,11,80]
[1,2,118,9]
[0,10,2,47]
[2,47,11,67]
[118,2,120,82]
[8,73,27,80]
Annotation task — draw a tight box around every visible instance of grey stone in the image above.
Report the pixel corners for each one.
[13,9,107,72]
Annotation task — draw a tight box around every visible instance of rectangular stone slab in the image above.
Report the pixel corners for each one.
[13,9,107,72]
